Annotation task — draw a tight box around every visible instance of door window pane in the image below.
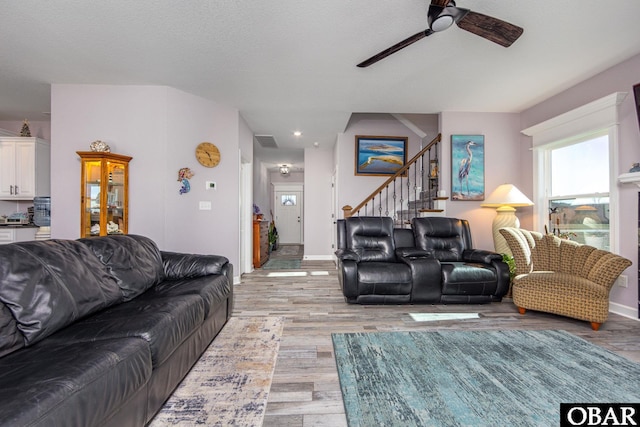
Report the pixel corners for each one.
[281,195,296,206]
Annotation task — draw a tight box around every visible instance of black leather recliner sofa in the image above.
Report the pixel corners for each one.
[335,216,509,304]
[0,234,233,427]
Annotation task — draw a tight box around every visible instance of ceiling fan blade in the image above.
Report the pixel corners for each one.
[357,29,433,68]
[456,10,523,47]
[430,0,451,7]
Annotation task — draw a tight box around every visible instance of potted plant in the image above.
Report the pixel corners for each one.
[502,253,516,298]
[268,221,278,252]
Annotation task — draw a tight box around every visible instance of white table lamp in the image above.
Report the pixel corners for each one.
[481,184,533,255]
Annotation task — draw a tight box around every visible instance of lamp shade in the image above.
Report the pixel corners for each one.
[481,184,533,208]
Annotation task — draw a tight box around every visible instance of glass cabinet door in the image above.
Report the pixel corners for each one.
[82,159,101,237]
[78,151,132,238]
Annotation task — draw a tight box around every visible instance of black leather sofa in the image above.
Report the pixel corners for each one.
[0,234,233,427]
[335,216,509,304]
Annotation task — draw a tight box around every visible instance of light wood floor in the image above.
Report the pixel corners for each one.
[234,254,640,427]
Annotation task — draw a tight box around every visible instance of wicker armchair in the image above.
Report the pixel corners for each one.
[499,227,632,331]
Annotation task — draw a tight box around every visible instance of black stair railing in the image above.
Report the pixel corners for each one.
[342,133,444,226]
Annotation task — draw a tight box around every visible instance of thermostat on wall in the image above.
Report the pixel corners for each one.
[205,181,217,190]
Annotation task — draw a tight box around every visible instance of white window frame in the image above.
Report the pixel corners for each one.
[522,92,627,253]
[540,129,612,248]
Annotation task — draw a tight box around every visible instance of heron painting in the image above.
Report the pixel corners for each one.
[451,135,484,201]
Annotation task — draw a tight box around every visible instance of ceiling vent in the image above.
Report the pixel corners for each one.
[255,135,278,148]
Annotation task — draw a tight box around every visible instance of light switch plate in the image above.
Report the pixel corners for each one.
[199,201,212,210]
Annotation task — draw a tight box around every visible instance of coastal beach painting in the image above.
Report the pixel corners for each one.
[355,135,407,176]
[451,134,485,201]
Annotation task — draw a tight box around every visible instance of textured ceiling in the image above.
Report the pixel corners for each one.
[2,1,640,170]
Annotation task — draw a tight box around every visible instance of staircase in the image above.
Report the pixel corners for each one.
[342,134,448,227]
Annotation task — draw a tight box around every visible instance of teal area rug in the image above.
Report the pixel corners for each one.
[332,330,640,427]
[262,258,301,269]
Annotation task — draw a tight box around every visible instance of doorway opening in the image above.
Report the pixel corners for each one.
[272,183,304,245]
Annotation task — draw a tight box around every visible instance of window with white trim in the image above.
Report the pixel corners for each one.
[522,92,626,253]
[543,131,610,250]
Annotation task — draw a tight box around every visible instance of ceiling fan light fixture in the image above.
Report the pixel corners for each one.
[430,14,454,32]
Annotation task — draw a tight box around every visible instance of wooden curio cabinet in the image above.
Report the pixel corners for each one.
[77,151,132,238]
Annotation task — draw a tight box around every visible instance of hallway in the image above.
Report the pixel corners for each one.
[270,244,304,260]
[261,244,304,270]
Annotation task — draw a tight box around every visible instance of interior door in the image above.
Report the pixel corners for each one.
[274,190,303,244]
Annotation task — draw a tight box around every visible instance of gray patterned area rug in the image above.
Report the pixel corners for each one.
[262,259,302,270]
[332,330,640,427]
[149,316,283,426]
[272,244,303,258]
[262,244,303,269]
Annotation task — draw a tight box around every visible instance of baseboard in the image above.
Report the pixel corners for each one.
[609,301,639,320]
[233,275,242,285]
[303,255,334,261]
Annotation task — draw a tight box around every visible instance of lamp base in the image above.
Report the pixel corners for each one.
[492,206,519,256]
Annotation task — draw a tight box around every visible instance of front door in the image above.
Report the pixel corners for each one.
[274,190,303,244]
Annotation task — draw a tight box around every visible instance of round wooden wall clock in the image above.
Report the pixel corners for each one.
[195,142,220,168]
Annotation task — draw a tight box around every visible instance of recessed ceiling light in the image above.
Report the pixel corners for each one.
[293,131,302,137]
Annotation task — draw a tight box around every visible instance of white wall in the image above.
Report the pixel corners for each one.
[50,84,242,274]
[252,159,269,217]
[51,84,168,241]
[238,115,254,164]
[520,52,640,314]
[163,88,240,263]
[439,112,526,251]
[336,114,424,219]
[304,145,334,259]
[335,112,523,252]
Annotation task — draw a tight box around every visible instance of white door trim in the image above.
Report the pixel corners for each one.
[240,159,253,276]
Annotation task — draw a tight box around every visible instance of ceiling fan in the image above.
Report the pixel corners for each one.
[357,0,523,68]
